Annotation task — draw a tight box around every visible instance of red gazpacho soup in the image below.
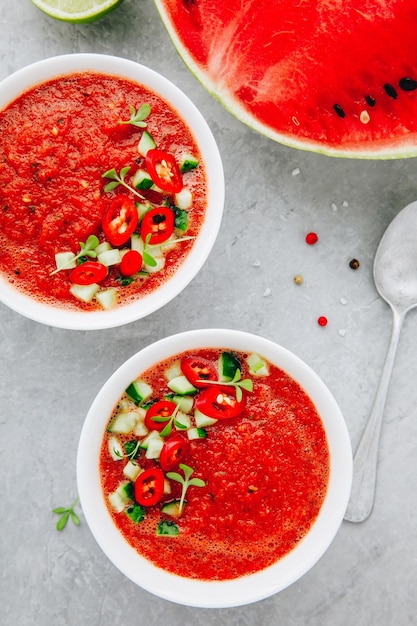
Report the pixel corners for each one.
[0,72,207,310]
[100,348,330,580]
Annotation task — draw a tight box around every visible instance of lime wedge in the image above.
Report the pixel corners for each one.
[31,0,124,23]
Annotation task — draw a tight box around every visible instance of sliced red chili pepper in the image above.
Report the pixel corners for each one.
[195,385,246,420]
[102,195,138,247]
[134,467,165,507]
[140,206,175,245]
[144,400,177,432]
[181,356,218,388]
[145,149,183,194]
[120,250,142,276]
[69,262,107,285]
[159,434,189,471]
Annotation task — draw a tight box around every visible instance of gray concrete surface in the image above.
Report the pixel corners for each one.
[1,1,417,624]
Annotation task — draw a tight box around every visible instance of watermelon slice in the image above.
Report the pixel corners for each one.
[154,0,417,158]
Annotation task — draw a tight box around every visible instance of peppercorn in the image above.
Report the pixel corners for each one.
[349,258,360,270]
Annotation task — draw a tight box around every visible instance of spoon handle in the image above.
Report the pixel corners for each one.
[344,307,405,523]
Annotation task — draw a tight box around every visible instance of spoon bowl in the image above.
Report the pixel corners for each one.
[345,200,417,522]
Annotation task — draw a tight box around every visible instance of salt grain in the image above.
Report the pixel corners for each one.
[263,287,271,297]
[338,329,347,337]
[292,167,300,176]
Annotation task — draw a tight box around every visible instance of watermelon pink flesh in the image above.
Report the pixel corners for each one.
[155,0,417,157]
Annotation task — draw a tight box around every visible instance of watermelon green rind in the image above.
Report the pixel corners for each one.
[154,0,417,159]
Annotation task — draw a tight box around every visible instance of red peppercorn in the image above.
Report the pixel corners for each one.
[306,232,318,245]
[317,316,328,327]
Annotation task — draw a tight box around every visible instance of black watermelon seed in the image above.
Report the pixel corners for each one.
[333,104,345,118]
[365,95,376,107]
[399,77,417,92]
[383,83,398,99]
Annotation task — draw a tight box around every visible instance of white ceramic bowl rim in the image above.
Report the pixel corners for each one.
[0,53,224,330]
[77,328,352,608]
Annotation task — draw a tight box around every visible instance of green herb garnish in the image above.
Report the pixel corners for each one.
[142,233,158,267]
[50,235,99,275]
[166,464,205,514]
[113,440,141,463]
[52,498,80,531]
[102,166,145,200]
[118,104,151,128]
[157,520,179,536]
[197,369,253,401]
[151,402,187,437]
[126,503,145,524]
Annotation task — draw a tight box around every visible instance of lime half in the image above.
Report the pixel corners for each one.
[31,0,124,23]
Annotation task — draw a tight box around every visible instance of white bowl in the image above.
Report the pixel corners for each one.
[0,54,224,330]
[77,328,352,608]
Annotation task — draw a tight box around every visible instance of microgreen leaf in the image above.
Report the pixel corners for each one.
[50,235,99,275]
[114,440,141,463]
[159,403,181,437]
[142,233,158,267]
[118,103,151,128]
[166,463,206,513]
[53,498,80,531]
[196,369,254,399]
[102,166,145,200]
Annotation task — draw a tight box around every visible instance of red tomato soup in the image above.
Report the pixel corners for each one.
[0,72,207,310]
[99,348,330,581]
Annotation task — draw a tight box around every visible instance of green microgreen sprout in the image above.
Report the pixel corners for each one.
[113,440,141,464]
[49,235,99,275]
[142,233,158,268]
[118,103,151,128]
[197,369,253,402]
[52,498,80,531]
[166,464,206,514]
[102,166,145,200]
[151,402,187,437]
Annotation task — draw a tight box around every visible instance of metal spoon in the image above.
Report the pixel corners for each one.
[344,200,417,523]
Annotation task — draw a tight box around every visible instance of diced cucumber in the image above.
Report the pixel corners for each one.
[123,460,143,481]
[96,288,117,310]
[134,420,149,437]
[98,248,121,267]
[174,187,193,210]
[138,130,156,156]
[194,407,218,428]
[246,352,270,376]
[167,375,197,396]
[180,153,199,173]
[126,380,153,405]
[163,478,172,495]
[54,251,76,271]
[187,427,208,440]
[108,482,132,513]
[95,241,112,256]
[145,436,164,459]
[108,435,124,460]
[218,351,241,381]
[159,235,177,253]
[139,429,163,450]
[144,255,165,273]
[131,233,144,254]
[135,200,153,221]
[69,283,100,303]
[108,410,138,434]
[172,395,194,413]
[157,520,179,536]
[132,168,153,190]
[175,411,192,430]
[165,361,182,381]
[161,500,183,518]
